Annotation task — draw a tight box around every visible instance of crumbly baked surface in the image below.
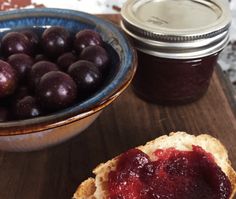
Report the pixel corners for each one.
[73,132,236,199]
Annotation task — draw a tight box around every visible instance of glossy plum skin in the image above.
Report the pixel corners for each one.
[0,27,110,121]
[21,29,40,55]
[79,45,109,73]
[36,71,77,111]
[1,32,32,57]
[14,96,42,119]
[68,60,102,99]
[29,61,59,89]
[57,52,77,72]
[73,29,103,55]
[41,26,71,58]
[8,53,34,82]
[0,60,18,98]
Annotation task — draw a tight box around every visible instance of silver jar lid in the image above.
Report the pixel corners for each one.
[121,0,231,59]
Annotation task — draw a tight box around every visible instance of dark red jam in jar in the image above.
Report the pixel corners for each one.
[108,147,232,199]
[133,52,217,104]
[121,0,231,105]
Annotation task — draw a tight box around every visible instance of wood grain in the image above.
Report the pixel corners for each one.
[0,15,236,199]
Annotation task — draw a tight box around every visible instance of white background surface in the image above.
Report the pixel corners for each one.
[31,0,126,13]
[218,1,236,85]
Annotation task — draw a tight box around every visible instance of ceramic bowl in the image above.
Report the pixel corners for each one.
[0,8,137,151]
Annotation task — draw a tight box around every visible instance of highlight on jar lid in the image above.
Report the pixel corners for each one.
[121,0,232,59]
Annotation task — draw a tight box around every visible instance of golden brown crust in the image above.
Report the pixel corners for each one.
[73,178,96,199]
[74,132,236,199]
[229,166,236,199]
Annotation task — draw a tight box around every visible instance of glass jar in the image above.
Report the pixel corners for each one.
[121,0,231,105]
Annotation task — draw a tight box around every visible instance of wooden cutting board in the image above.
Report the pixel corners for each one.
[0,14,236,199]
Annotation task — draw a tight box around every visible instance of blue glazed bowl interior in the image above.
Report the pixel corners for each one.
[0,8,136,130]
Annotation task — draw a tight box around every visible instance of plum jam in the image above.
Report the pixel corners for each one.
[108,147,232,199]
[121,0,231,105]
[132,52,217,104]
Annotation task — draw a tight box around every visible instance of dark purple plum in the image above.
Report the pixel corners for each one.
[21,29,40,54]
[0,60,17,98]
[29,61,59,89]
[73,29,103,55]
[11,86,30,103]
[1,32,32,57]
[0,107,9,122]
[0,26,112,121]
[8,53,34,82]
[14,96,42,119]
[57,52,77,71]
[42,26,71,58]
[68,60,102,99]
[79,45,109,73]
[34,54,49,62]
[36,71,77,111]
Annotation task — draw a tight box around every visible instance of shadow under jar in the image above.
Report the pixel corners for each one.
[121,0,231,105]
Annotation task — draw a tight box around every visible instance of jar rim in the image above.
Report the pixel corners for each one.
[121,0,231,59]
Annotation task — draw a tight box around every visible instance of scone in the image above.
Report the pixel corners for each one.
[73,132,236,199]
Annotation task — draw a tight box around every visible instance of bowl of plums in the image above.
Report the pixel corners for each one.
[0,8,137,151]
